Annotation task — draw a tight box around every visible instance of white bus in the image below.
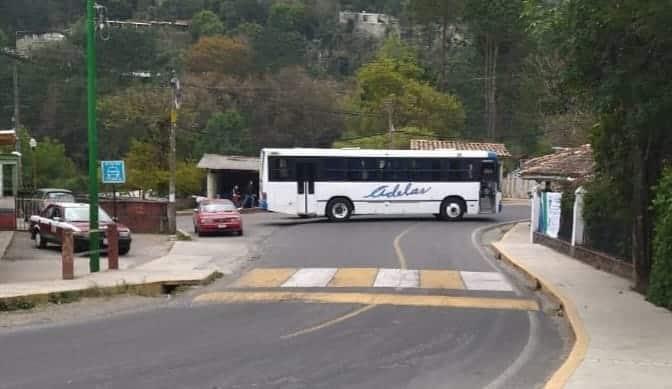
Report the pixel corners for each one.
[259,148,502,222]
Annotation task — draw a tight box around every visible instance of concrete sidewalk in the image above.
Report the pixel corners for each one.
[0,242,222,304]
[493,223,672,389]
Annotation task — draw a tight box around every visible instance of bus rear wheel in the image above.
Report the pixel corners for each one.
[326,198,353,222]
[440,198,465,221]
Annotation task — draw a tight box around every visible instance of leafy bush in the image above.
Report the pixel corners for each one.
[582,177,632,260]
[648,167,672,309]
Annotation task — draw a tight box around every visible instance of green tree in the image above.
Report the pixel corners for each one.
[155,0,206,19]
[559,0,672,290]
[191,10,225,40]
[268,2,306,32]
[0,28,7,47]
[186,35,253,77]
[464,0,527,139]
[406,0,464,88]
[176,161,205,196]
[334,127,436,149]
[347,37,465,139]
[219,0,269,30]
[649,167,672,309]
[98,85,171,160]
[123,140,168,196]
[18,130,82,190]
[195,111,254,156]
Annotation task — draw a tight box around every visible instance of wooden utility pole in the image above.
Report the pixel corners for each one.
[168,73,180,234]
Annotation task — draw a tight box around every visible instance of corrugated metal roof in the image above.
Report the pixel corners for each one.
[519,144,594,181]
[197,154,260,171]
[410,139,511,157]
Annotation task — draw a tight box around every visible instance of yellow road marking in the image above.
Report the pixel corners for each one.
[281,305,377,339]
[492,243,589,389]
[328,268,378,287]
[194,291,539,311]
[420,270,465,290]
[231,268,297,288]
[393,224,417,269]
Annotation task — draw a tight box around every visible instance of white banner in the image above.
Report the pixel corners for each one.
[538,192,563,238]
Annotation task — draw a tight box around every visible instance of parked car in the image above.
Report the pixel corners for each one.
[22,188,75,221]
[35,188,75,206]
[193,199,243,236]
[29,203,132,255]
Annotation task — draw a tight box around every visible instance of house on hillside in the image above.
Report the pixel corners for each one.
[16,33,66,57]
[339,11,399,38]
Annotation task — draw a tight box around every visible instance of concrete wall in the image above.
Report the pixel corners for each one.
[502,173,537,199]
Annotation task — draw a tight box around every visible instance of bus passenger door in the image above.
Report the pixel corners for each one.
[296,161,318,216]
[479,160,500,213]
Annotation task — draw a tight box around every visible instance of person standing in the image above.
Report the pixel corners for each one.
[231,185,241,208]
[243,180,256,208]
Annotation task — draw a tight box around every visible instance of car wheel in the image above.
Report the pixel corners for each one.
[194,224,199,234]
[35,231,47,249]
[440,198,465,221]
[119,244,130,256]
[326,198,353,222]
[238,230,244,236]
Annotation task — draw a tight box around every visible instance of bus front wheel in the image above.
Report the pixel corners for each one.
[440,198,465,221]
[326,198,353,222]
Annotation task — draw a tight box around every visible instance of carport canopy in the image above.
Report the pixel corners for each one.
[197,154,260,200]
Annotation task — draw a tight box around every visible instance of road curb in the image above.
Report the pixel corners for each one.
[0,271,223,312]
[491,240,589,389]
[0,230,14,260]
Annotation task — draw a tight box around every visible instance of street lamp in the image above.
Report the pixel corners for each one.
[29,137,36,190]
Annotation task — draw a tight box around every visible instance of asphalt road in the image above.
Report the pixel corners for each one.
[0,206,567,389]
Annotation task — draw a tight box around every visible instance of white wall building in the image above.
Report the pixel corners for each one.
[339,11,399,38]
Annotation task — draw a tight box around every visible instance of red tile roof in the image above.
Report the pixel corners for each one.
[410,139,511,157]
[0,130,16,146]
[520,144,594,181]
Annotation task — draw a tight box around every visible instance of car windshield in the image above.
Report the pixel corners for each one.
[64,207,113,223]
[201,203,236,212]
[47,192,74,202]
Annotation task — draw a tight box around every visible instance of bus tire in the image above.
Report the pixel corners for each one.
[326,197,353,222]
[440,197,465,221]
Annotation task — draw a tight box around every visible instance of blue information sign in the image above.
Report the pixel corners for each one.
[101,160,126,184]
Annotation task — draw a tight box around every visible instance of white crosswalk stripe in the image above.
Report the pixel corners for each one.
[247,267,514,292]
[460,271,513,291]
[281,268,338,288]
[373,269,420,288]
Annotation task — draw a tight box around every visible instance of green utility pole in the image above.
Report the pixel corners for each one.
[86,0,100,272]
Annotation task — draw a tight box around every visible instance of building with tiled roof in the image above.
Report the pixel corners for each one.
[519,144,593,182]
[410,139,511,158]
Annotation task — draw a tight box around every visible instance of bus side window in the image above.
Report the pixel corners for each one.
[324,158,346,181]
[269,157,294,181]
[347,158,364,181]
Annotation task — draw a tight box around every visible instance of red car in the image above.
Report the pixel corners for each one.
[193,199,243,236]
[29,203,132,255]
